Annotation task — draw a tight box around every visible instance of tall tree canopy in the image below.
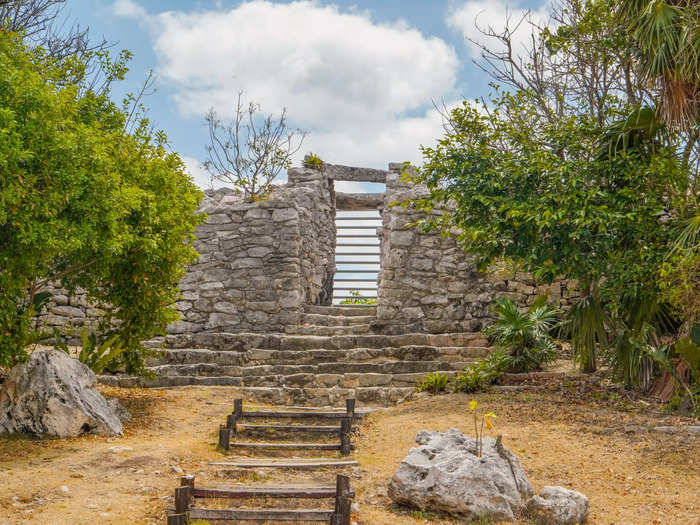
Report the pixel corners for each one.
[0,31,205,372]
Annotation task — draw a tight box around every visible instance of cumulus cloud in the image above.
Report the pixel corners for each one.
[447,0,551,58]
[114,0,460,168]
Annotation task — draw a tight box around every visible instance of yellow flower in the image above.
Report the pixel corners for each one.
[483,412,497,430]
[469,400,478,412]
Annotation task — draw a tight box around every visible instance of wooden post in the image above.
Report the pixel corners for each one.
[174,485,191,514]
[345,398,355,419]
[180,475,195,489]
[331,474,351,525]
[218,424,231,452]
[166,513,187,525]
[226,413,237,435]
[339,416,351,456]
[233,398,243,419]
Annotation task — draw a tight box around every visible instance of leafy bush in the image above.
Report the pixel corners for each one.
[486,297,559,372]
[0,32,205,372]
[339,290,377,305]
[415,372,450,394]
[453,349,512,393]
[304,152,324,170]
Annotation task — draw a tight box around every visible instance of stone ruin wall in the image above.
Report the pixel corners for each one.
[37,161,577,337]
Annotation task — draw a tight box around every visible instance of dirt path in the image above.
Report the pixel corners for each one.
[0,386,698,524]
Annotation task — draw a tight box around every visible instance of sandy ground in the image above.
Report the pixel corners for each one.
[0,384,698,525]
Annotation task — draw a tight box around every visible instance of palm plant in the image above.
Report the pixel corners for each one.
[561,290,610,373]
[617,0,699,130]
[485,296,559,373]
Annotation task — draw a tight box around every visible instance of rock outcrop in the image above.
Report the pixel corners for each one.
[388,428,533,522]
[526,486,590,525]
[0,349,123,437]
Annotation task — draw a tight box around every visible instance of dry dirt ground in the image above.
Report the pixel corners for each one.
[0,383,698,525]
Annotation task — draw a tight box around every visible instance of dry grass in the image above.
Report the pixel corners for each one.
[0,384,697,524]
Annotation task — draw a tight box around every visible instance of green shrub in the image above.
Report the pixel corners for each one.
[415,372,450,394]
[453,349,512,393]
[304,152,324,170]
[486,296,559,372]
[339,290,377,305]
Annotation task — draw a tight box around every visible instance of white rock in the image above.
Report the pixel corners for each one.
[388,428,533,522]
[169,465,184,474]
[0,350,123,437]
[60,486,70,493]
[107,446,133,453]
[526,486,589,525]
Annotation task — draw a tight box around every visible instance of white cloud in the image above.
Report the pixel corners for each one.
[181,155,215,189]
[113,0,459,169]
[447,0,551,58]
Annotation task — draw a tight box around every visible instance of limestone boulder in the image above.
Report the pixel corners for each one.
[388,428,533,522]
[526,486,589,525]
[0,349,123,437]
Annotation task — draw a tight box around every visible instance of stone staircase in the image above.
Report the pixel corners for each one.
[99,306,490,405]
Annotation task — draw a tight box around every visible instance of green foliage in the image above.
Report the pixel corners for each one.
[0,32,205,372]
[452,349,512,393]
[78,328,126,375]
[303,152,324,170]
[486,297,559,372]
[415,372,450,394]
[339,290,377,305]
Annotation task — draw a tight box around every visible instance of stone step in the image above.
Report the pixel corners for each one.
[284,324,371,336]
[96,379,414,406]
[148,360,468,378]
[305,305,376,316]
[100,369,459,390]
[301,313,375,326]
[147,332,488,351]
[145,345,490,367]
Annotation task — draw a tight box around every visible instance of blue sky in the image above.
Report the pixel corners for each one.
[66,0,549,188]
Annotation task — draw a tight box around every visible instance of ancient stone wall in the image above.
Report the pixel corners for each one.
[38,167,335,336]
[374,163,578,334]
[170,167,335,333]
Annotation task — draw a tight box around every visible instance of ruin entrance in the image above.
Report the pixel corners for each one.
[325,165,387,307]
[333,210,381,305]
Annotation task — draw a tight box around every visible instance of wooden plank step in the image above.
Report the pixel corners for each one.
[241,410,362,420]
[191,485,351,499]
[209,458,358,469]
[184,507,333,521]
[237,423,358,432]
[229,442,347,450]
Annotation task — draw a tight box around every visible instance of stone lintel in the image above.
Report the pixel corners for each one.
[325,163,387,183]
[336,192,385,211]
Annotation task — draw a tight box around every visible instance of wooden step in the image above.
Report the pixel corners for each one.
[180,507,333,521]
[240,410,362,420]
[209,458,358,469]
[229,442,347,451]
[190,485,353,498]
[237,423,357,433]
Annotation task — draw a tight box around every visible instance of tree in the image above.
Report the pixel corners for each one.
[414,0,694,373]
[617,0,699,131]
[0,31,205,372]
[204,92,307,200]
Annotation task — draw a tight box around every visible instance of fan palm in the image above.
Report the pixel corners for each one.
[617,0,699,129]
[486,297,560,372]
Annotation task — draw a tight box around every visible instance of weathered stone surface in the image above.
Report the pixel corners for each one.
[388,428,533,522]
[0,350,123,437]
[526,486,590,525]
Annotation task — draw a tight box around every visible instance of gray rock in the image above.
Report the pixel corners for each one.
[388,428,533,522]
[526,486,589,524]
[0,350,123,437]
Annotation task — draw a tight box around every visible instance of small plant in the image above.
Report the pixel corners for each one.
[339,290,377,305]
[453,349,512,393]
[469,400,496,457]
[415,372,450,394]
[303,152,324,170]
[54,327,126,374]
[486,296,559,372]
